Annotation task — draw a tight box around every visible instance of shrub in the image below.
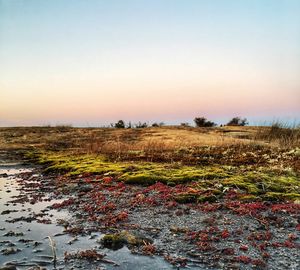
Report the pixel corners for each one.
[152,122,164,127]
[114,120,125,128]
[227,117,248,126]
[194,117,216,127]
[135,122,148,128]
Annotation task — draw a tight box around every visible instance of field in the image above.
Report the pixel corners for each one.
[0,125,300,269]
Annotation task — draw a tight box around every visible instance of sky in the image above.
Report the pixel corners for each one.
[0,0,300,126]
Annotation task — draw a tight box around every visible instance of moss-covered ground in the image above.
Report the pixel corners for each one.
[26,150,300,202]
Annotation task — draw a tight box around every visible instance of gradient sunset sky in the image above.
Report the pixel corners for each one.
[1,0,299,126]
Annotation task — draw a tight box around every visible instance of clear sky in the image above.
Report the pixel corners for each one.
[0,0,299,126]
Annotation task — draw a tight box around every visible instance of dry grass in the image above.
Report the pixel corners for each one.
[1,125,298,171]
[0,125,292,155]
[255,122,300,149]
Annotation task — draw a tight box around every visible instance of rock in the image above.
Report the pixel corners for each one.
[62,183,77,193]
[169,226,189,234]
[32,249,43,253]
[101,230,152,250]
[3,231,24,237]
[0,266,17,270]
[0,173,8,178]
[26,267,47,270]
[18,239,33,243]
[6,216,35,223]
[1,210,18,215]
[67,237,78,245]
[78,184,93,193]
[1,247,21,255]
[33,241,42,247]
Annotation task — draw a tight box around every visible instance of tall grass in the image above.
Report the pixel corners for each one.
[255,122,300,149]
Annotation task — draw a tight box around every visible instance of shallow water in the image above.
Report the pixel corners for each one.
[0,163,182,269]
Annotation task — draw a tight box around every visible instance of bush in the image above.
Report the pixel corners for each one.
[152,122,165,127]
[227,117,248,126]
[135,122,148,128]
[194,117,216,127]
[114,120,125,128]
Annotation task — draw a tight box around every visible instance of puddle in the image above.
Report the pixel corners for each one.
[0,163,178,269]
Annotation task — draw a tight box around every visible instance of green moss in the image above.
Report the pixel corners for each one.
[27,150,231,184]
[101,231,152,250]
[221,171,300,198]
[26,150,300,202]
[120,166,230,185]
[174,193,219,204]
[197,195,217,203]
[222,175,260,194]
[263,192,300,201]
[174,193,198,203]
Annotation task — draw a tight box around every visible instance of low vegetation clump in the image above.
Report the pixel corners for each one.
[101,230,152,250]
[64,249,118,265]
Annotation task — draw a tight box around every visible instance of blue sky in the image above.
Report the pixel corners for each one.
[0,0,299,126]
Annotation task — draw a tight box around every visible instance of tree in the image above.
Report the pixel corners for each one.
[114,120,125,128]
[194,117,216,127]
[227,117,248,126]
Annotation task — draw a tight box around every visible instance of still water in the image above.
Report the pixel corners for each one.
[0,162,178,269]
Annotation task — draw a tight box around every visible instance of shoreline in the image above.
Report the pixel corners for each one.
[4,155,298,270]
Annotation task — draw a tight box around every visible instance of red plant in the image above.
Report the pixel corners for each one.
[236,255,251,264]
[239,245,248,251]
[271,203,300,214]
[52,198,75,209]
[222,247,235,255]
[142,242,156,255]
[288,234,298,241]
[221,229,230,239]
[283,240,296,248]
[262,252,270,259]
[252,259,266,267]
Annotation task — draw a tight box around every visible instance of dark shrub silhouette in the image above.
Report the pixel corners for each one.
[152,122,164,127]
[114,120,125,128]
[227,117,248,126]
[135,122,148,128]
[194,117,216,127]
